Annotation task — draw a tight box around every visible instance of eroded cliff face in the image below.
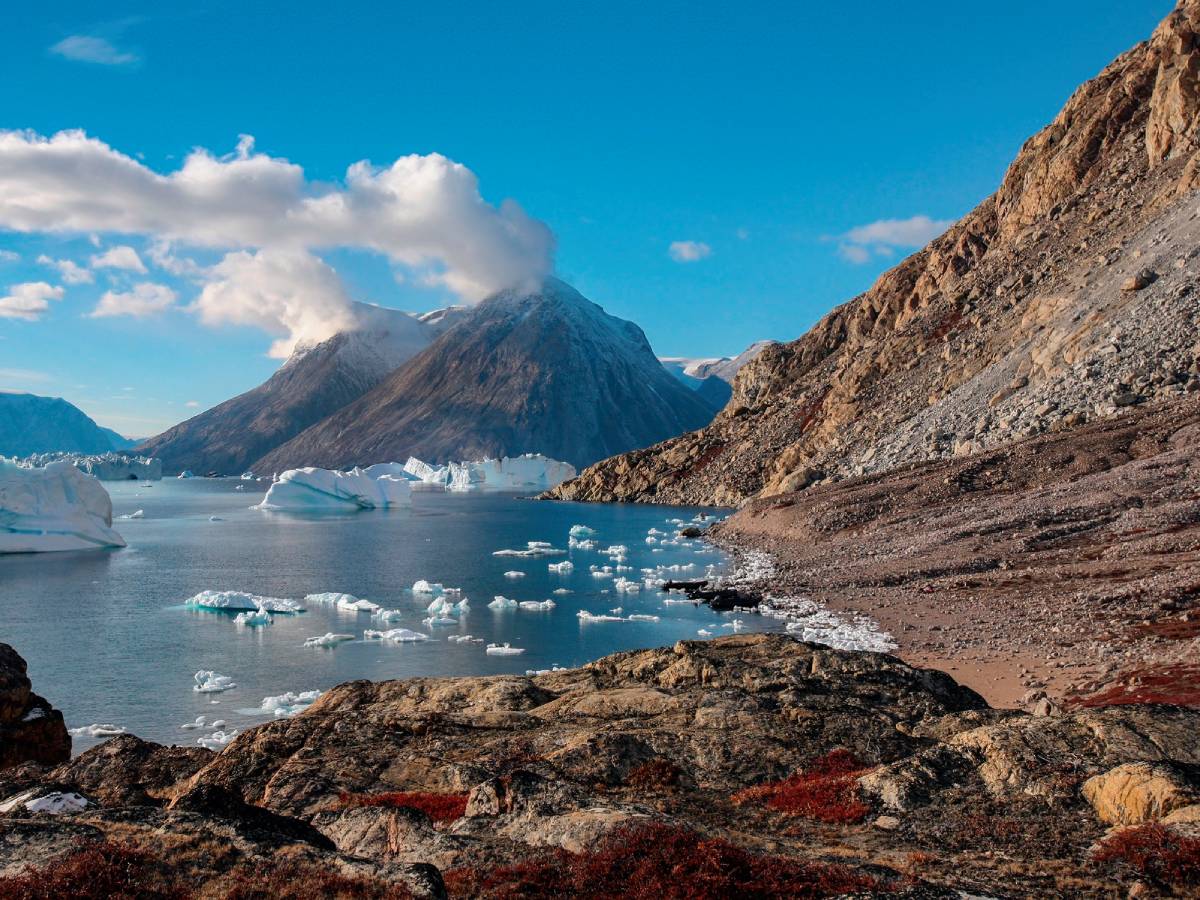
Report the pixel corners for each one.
[553,0,1200,506]
[0,644,69,770]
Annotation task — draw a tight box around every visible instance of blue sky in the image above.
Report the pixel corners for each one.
[0,1,1174,437]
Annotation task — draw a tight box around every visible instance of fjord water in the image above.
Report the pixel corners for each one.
[1,479,786,752]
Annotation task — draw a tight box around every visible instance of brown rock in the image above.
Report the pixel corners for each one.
[1082,762,1200,825]
[0,644,69,771]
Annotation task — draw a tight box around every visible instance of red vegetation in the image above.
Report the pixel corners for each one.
[731,749,873,824]
[0,840,186,900]
[1070,664,1200,710]
[224,860,413,899]
[1092,823,1200,888]
[338,790,469,823]
[625,758,684,790]
[444,822,886,899]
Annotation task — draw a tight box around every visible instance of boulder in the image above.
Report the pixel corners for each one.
[1082,762,1200,825]
[0,644,69,770]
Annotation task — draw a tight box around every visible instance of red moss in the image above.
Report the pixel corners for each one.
[625,759,684,790]
[338,790,468,823]
[223,860,412,899]
[444,822,885,899]
[731,749,873,824]
[1093,823,1200,888]
[0,840,186,900]
[1069,664,1200,710]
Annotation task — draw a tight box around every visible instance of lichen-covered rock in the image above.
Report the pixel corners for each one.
[1082,762,1200,825]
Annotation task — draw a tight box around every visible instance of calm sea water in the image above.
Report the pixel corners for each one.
[1,479,785,752]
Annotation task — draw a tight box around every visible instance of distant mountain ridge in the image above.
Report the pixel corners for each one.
[0,393,133,457]
[137,302,460,475]
[255,278,717,471]
[660,340,776,411]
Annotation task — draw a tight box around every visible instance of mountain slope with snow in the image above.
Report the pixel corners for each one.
[256,278,717,471]
[138,303,456,475]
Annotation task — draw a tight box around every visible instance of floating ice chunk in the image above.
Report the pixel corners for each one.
[488,595,518,609]
[412,580,443,594]
[614,577,641,593]
[645,536,657,544]
[0,459,126,553]
[422,616,458,626]
[178,470,195,479]
[569,536,598,550]
[446,454,576,492]
[233,608,272,627]
[255,466,412,511]
[303,592,381,613]
[485,643,524,656]
[493,542,566,558]
[119,509,144,520]
[255,690,322,717]
[503,570,526,579]
[25,792,89,815]
[609,607,623,614]
[403,457,450,485]
[209,515,224,522]
[519,599,556,611]
[68,723,126,738]
[552,588,572,595]
[720,619,746,631]
[373,608,405,622]
[569,524,595,538]
[547,560,573,574]
[363,628,429,643]
[627,614,660,622]
[697,629,713,636]
[197,729,238,750]
[180,716,207,730]
[447,634,484,643]
[240,472,256,480]
[234,484,246,491]
[577,610,624,622]
[591,569,613,579]
[185,590,304,614]
[303,632,355,648]
[193,671,237,693]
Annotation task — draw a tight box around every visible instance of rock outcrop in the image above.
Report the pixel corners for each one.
[2,635,1198,896]
[0,644,69,770]
[552,0,1200,506]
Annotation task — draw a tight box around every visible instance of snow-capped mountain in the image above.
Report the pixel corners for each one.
[0,393,134,457]
[660,340,777,411]
[137,302,457,475]
[255,278,718,471]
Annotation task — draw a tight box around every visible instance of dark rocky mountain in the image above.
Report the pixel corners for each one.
[554,0,1200,506]
[137,303,461,475]
[0,393,132,457]
[255,279,717,471]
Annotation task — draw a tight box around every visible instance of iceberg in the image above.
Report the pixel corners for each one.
[67,723,127,738]
[118,509,144,520]
[197,729,238,750]
[17,452,163,482]
[412,580,444,594]
[569,524,595,538]
[0,459,126,553]
[402,456,450,485]
[255,466,412,511]
[577,610,625,622]
[488,595,518,609]
[255,690,322,717]
[547,560,573,574]
[519,599,556,611]
[493,541,566,558]
[193,671,237,693]
[444,454,576,492]
[184,590,305,614]
[485,642,524,656]
[303,632,355,648]
[363,628,429,643]
[233,608,272,627]
[305,592,380,613]
[503,570,525,579]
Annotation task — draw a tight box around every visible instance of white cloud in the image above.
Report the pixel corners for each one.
[0,250,18,263]
[49,35,138,66]
[184,400,199,408]
[0,282,64,320]
[192,249,360,358]
[837,214,953,264]
[0,131,554,307]
[37,254,94,284]
[147,240,203,278]
[669,240,712,263]
[90,282,177,318]
[0,367,51,382]
[91,244,147,273]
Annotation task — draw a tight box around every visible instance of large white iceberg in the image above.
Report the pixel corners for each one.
[18,452,163,482]
[256,466,412,511]
[445,454,576,492]
[0,459,126,553]
[185,590,305,614]
[402,457,450,485]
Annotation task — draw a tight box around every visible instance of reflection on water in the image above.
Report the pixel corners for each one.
[1,479,784,751]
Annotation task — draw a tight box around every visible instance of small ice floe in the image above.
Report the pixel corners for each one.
[197,729,238,750]
[447,634,484,643]
[412,580,444,594]
[185,590,305,614]
[720,619,746,632]
[426,596,469,616]
[363,628,429,643]
[763,597,896,652]
[577,610,624,622]
[503,570,526,579]
[493,542,566,558]
[254,690,322,717]
[526,664,566,675]
[180,716,207,730]
[627,614,660,622]
[609,607,623,614]
[422,616,458,626]
[485,643,524,656]
[233,608,271,627]
[614,577,641,594]
[519,599,555,611]
[306,592,380,613]
[697,628,713,636]
[569,536,598,550]
[569,524,595,538]
[373,608,405,622]
[548,560,573,574]
[591,568,614,579]
[234,484,246,491]
[303,632,355,648]
[209,516,224,522]
[119,509,144,520]
[552,588,572,595]
[68,723,126,738]
[645,536,657,544]
[193,671,237,693]
[488,595,518,609]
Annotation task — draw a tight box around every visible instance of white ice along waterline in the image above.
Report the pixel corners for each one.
[256,466,413,511]
[0,458,126,553]
[401,453,575,491]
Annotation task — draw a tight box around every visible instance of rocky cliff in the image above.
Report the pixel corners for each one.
[553,0,1200,506]
[1,635,1197,897]
[0,644,69,770]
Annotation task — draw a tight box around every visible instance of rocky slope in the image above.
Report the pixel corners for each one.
[661,340,777,412]
[137,303,461,475]
[256,279,717,471]
[2,635,1198,897]
[0,645,68,770]
[553,0,1200,506]
[0,394,132,458]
